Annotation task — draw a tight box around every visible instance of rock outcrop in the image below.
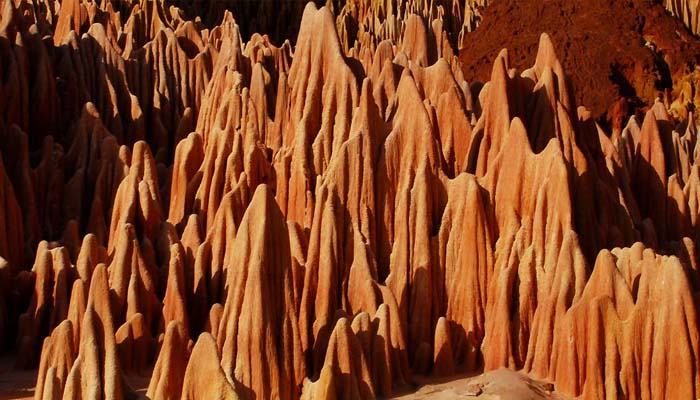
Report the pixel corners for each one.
[3,1,700,400]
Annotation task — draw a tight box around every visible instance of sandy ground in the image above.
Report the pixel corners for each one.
[0,356,34,400]
[0,361,568,400]
[393,368,570,400]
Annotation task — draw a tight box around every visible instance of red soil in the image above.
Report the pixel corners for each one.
[459,0,700,130]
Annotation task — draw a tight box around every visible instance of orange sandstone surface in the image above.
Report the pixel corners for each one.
[0,0,699,399]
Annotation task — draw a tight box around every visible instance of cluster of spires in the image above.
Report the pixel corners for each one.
[1,0,700,399]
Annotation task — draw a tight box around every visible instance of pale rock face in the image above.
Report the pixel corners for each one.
[2,1,700,400]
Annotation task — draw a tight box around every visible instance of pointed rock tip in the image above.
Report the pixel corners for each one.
[132,140,156,165]
[490,48,510,81]
[249,183,277,212]
[641,108,659,130]
[535,33,558,68]
[508,117,531,149]
[591,249,619,277]
[88,263,110,304]
[333,317,351,334]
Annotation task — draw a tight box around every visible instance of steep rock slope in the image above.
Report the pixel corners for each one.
[459,0,700,130]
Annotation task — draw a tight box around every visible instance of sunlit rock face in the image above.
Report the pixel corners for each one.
[2,1,700,399]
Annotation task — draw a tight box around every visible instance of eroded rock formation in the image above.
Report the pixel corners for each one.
[2,0,700,399]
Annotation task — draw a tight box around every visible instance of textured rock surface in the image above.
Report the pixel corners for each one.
[2,1,700,399]
[459,0,700,130]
